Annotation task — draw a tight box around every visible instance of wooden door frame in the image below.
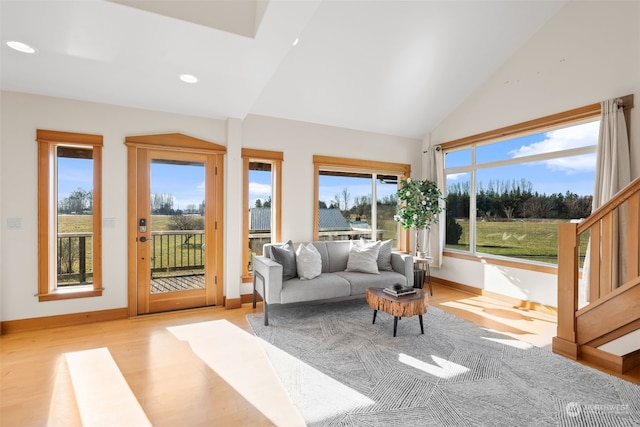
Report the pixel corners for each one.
[124,133,226,317]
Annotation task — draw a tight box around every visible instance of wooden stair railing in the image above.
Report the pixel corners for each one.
[553,176,640,371]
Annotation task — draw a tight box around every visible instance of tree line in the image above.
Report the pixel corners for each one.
[59,188,210,216]
[62,180,592,223]
[58,188,93,214]
[318,187,398,220]
[447,179,593,220]
[150,193,204,215]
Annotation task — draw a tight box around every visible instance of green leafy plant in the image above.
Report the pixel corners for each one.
[394,178,445,231]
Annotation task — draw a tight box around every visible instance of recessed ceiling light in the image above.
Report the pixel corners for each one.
[6,40,36,54]
[179,74,198,84]
[292,38,299,46]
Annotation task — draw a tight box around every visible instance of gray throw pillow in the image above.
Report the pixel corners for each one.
[376,239,393,271]
[271,240,297,281]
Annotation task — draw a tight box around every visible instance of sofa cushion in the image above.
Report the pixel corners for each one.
[335,270,409,296]
[346,240,380,274]
[296,243,322,280]
[271,240,297,281]
[280,273,351,304]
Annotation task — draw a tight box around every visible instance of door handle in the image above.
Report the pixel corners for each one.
[138,236,148,243]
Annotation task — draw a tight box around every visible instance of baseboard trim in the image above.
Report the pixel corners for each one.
[622,349,640,373]
[580,345,624,373]
[552,336,579,360]
[432,277,558,316]
[241,293,262,305]
[1,307,128,334]
[225,297,242,309]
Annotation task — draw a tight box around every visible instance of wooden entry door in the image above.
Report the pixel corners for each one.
[125,134,225,316]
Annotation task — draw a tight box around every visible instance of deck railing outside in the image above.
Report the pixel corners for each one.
[58,229,391,285]
[57,232,93,285]
[57,230,208,286]
[150,230,205,276]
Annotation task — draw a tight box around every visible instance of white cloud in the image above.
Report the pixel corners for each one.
[446,173,468,181]
[509,121,599,174]
[249,182,271,197]
[543,153,597,174]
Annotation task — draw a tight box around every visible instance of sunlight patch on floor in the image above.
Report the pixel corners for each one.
[47,356,81,427]
[65,348,151,427]
[399,353,470,379]
[482,336,534,350]
[256,337,376,424]
[168,320,306,427]
[439,299,555,347]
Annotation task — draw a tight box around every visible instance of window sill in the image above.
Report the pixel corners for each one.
[38,286,103,302]
[443,250,558,275]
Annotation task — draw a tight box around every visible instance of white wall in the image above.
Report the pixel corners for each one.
[0,91,421,321]
[429,0,640,307]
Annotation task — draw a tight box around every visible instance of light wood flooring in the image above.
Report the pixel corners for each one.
[2,284,638,426]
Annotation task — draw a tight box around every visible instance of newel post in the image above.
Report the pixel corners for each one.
[552,222,579,359]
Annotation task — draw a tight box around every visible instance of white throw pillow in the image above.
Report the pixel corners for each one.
[296,243,322,280]
[346,240,381,274]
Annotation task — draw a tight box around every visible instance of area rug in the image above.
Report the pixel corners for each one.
[247,299,640,427]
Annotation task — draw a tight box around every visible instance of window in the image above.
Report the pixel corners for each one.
[37,130,103,301]
[443,109,601,267]
[242,149,282,280]
[313,156,410,251]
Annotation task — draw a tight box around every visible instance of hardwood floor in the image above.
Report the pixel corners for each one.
[2,284,638,426]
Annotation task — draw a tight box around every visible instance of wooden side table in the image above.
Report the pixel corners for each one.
[414,256,433,295]
[365,287,428,337]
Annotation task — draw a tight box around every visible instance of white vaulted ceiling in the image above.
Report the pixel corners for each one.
[1,0,567,139]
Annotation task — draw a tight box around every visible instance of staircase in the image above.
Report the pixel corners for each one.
[552,176,640,374]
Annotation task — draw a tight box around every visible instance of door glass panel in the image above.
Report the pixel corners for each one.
[149,159,205,294]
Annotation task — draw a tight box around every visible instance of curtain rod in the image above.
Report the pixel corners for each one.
[423,146,441,154]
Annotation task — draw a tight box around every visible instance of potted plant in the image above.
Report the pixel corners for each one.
[394,178,445,258]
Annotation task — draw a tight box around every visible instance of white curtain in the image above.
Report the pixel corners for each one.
[580,98,630,306]
[424,141,445,268]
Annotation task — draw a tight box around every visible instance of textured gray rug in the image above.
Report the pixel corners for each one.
[247,299,640,427]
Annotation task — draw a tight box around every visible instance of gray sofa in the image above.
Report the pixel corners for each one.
[252,240,414,325]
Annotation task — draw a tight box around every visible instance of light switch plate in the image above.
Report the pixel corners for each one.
[7,218,22,229]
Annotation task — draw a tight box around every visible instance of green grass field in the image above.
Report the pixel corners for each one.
[447,219,589,265]
[57,214,185,233]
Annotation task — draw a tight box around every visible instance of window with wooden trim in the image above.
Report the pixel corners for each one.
[242,149,282,280]
[37,130,103,301]
[313,155,411,251]
[442,104,609,267]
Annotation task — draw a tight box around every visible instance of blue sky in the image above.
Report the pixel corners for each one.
[57,157,93,199]
[317,175,398,209]
[446,120,599,196]
[150,162,205,209]
[248,170,272,207]
[57,160,206,210]
[57,120,599,207]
